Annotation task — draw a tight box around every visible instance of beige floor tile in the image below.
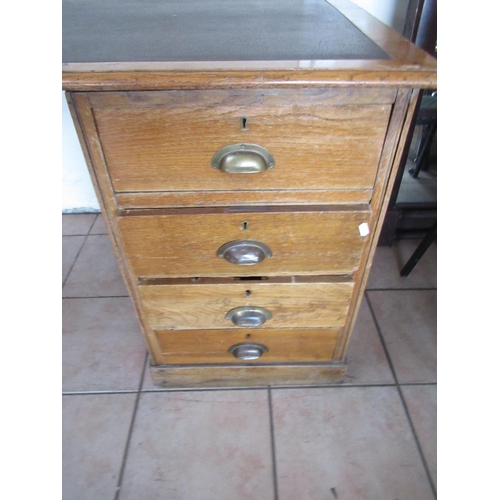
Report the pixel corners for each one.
[140,357,160,391]
[63,235,128,297]
[63,298,146,392]
[402,385,437,488]
[119,391,274,500]
[343,298,395,385]
[89,213,107,234]
[272,387,434,500]
[62,213,97,235]
[63,236,85,284]
[367,240,437,289]
[62,393,136,500]
[367,290,437,383]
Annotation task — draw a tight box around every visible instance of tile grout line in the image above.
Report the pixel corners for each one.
[364,292,400,385]
[365,287,437,292]
[61,382,436,397]
[87,213,99,234]
[62,214,98,288]
[62,235,91,290]
[89,212,108,236]
[62,213,98,237]
[114,352,149,500]
[399,382,437,386]
[140,385,270,393]
[62,390,139,396]
[62,295,130,300]
[365,292,437,499]
[267,387,280,500]
[135,382,437,394]
[396,385,437,498]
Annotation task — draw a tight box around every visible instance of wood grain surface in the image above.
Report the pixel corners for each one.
[117,207,371,278]
[63,67,437,91]
[93,90,392,193]
[87,88,397,108]
[139,280,354,330]
[114,189,373,209]
[149,362,347,387]
[155,327,340,364]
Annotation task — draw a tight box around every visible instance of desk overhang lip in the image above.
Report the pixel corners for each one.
[62,60,437,92]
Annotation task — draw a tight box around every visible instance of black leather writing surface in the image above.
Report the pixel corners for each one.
[62,0,390,63]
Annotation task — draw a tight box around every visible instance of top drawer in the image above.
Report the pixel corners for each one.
[90,88,395,194]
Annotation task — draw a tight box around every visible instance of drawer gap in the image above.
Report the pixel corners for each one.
[117,204,370,217]
[234,276,267,281]
[138,275,354,286]
[115,190,374,209]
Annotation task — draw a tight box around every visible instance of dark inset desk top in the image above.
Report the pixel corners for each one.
[62,0,390,63]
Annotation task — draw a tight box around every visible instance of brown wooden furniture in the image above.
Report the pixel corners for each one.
[62,0,436,387]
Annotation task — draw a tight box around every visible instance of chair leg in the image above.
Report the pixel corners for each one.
[400,222,437,277]
[409,123,436,178]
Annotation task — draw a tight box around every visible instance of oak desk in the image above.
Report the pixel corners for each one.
[62,0,437,387]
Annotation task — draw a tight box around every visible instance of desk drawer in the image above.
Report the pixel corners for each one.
[117,206,370,278]
[138,278,354,330]
[156,327,340,364]
[91,89,394,194]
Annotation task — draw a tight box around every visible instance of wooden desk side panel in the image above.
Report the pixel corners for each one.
[67,92,164,362]
[333,88,420,361]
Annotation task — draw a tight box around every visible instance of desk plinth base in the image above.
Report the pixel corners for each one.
[149,362,347,388]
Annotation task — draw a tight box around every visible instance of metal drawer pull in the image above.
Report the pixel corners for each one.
[225,306,272,327]
[216,240,272,265]
[228,342,269,360]
[211,143,275,173]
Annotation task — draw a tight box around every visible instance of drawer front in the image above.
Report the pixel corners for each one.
[156,328,340,364]
[117,207,370,278]
[139,280,354,330]
[92,89,393,193]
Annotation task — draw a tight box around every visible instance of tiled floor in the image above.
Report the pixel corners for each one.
[62,213,437,500]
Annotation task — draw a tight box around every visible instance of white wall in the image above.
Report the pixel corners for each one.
[62,93,100,212]
[351,0,409,35]
[61,0,409,212]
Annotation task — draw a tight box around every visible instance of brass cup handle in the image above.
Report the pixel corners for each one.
[211,143,275,173]
[216,240,272,265]
[228,342,269,361]
[225,306,272,327]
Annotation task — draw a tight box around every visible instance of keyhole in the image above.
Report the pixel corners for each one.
[241,221,249,230]
[240,117,248,131]
[245,290,251,297]
[246,333,251,339]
